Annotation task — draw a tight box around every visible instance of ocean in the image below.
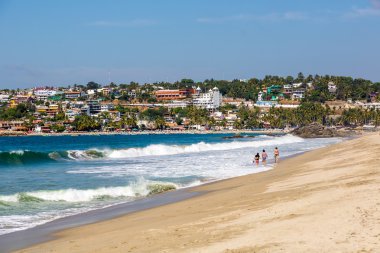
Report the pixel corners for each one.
[0,133,341,235]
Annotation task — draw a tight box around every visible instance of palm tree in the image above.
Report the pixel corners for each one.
[154,117,166,130]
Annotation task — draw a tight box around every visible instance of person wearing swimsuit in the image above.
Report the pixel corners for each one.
[262,149,268,166]
[254,153,260,166]
[274,147,279,163]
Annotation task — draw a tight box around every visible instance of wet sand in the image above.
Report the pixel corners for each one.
[15,133,380,253]
[0,190,199,253]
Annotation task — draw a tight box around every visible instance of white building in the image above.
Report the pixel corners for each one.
[165,100,191,108]
[100,103,115,112]
[65,91,85,99]
[292,89,306,100]
[192,87,222,110]
[254,100,278,108]
[127,90,137,98]
[65,109,81,120]
[257,91,264,101]
[292,82,303,88]
[0,94,10,103]
[87,89,96,96]
[34,89,59,100]
[328,81,337,93]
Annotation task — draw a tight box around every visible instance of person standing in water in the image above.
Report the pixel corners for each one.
[261,149,268,166]
[254,153,260,166]
[274,147,280,163]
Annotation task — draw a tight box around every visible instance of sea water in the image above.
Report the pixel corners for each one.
[0,133,341,234]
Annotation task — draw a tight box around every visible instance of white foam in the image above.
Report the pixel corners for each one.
[0,136,343,236]
[66,148,111,160]
[9,150,25,155]
[0,179,178,203]
[107,135,304,159]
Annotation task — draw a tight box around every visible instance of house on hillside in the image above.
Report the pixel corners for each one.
[292,89,306,100]
[328,81,337,93]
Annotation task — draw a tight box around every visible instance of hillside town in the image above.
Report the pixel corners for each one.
[1,74,380,135]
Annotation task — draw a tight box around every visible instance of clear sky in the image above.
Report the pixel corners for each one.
[0,0,380,88]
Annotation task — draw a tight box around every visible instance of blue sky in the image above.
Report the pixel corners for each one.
[0,0,380,88]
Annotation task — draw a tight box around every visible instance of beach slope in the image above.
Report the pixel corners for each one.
[16,133,380,253]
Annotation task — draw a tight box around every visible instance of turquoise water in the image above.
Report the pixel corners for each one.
[0,133,341,234]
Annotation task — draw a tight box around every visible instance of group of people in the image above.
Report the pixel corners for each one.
[253,147,279,166]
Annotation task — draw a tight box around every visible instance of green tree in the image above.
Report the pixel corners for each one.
[86,81,101,90]
[73,115,101,131]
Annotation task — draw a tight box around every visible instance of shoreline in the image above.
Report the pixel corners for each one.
[0,169,280,253]
[0,164,279,252]
[1,125,370,138]
[0,189,201,253]
[0,129,288,137]
[12,132,380,252]
[0,143,317,252]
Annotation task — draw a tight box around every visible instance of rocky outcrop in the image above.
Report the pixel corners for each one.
[291,123,343,138]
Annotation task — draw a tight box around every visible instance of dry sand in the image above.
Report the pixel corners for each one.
[16,133,380,253]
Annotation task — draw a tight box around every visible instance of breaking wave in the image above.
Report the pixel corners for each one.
[107,134,303,158]
[0,180,178,203]
[0,151,58,166]
[0,150,106,165]
[0,135,304,165]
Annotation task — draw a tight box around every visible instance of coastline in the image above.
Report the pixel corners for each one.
[0,129,287,137]
[0,189,201,253]
[9,133,380,252]
[0,137,325,252]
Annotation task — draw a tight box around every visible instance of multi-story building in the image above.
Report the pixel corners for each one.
[155,89,195,101]
[283,84,293,95]
[81,106,90,115]
[222,97,245,107]
[163,100,191,108]
[65,91,84,99]
[292,89,306,100]
[192,87,222,110]
[0,120,25,130]
[47,104,59,117]
[34,89,61,101]
[36,104,60,117]
[86,100,101,115]
[65,108,81,121]
[15,95,30,103]
[87,89,96,96]
[254,100,278,108]
[100,102,115,112]
[127,90,137,98]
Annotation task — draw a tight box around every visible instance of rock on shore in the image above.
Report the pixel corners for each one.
[291,123,343,138]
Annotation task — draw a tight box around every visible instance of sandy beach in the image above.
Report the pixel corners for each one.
[15,133,380,253]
